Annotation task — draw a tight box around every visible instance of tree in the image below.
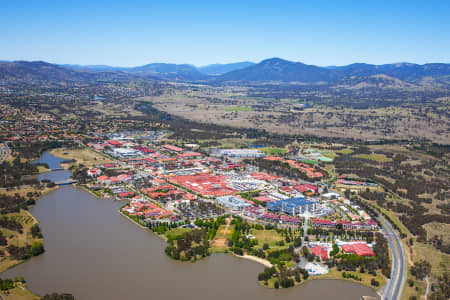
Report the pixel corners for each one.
[30,241,45,256]
[42,293,76,300]
[303,271,309,280]
[411,260,431,280]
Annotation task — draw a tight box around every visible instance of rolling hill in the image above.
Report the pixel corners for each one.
[0,61,143,83]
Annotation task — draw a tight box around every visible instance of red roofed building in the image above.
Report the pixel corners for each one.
[163,144,184,152]
[133,147,154,153]
[311,219,336,228]
[107,140,123,147]
[87,168,101,177]
[264,156,284,161]
[341,243,375,257]
[178,152,202,159]
[254,196,274,202]
[311,246,329,260]
[250,172,280,181]
[168,174,235,197]
[118,192,134,198]
[293,184,319,194]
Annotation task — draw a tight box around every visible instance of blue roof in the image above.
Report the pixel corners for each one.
[267,196,315,214]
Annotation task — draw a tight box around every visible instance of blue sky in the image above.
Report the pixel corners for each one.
[1,0,449,66]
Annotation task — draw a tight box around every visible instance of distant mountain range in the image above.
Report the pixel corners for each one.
[217,58,450,83]
[64,62,255,80]
[197,62,255,75]
[1,58,449,86]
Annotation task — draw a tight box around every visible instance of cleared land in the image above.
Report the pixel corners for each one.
[212,221,234,249]
[354,153,391,163]
[249,229,284,249]
[140,84,450,143]
[50,147,113,167]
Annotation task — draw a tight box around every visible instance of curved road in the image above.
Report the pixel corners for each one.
[0,142,9,162]
[378,215,407,300]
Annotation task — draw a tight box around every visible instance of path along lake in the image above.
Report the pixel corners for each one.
[2,153,379,300]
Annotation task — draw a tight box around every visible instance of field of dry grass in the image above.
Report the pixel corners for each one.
[50,147,113,168]
[423,222,450,244]
[140,86,450,143]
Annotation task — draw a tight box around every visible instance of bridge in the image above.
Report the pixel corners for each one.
[54,179,78,186]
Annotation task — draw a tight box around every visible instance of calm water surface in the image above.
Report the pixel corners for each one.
[2,154,379,300]
[33,151,72,182]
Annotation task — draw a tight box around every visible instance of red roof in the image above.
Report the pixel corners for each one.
[168,174,235,197]
[311,218,334,225]
[178,152,202,158]
[293,184,319,193]
[250,172,280,181]
[163,144,184,152]
[261,213,280,220]
[118,192,134,197]
[341,243,375,257]
[311,246,329,260]
[254,196,273,202]
[133,147,154,153]
[103,164,117,168]
[264,156,284,161]
[107,140,123,146]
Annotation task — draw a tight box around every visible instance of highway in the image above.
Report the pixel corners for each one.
[378,215,407,300]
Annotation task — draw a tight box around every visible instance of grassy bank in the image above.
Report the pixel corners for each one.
[0,210,44,273]
[0,282,40,300]
[50,147,113,168]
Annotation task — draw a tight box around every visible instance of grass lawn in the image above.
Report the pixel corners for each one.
[165,227,192,240]
[261,147,288,155]
[36,165,49,173]
[224,106,253,112]
[50,147,113,167]
[215,224,234,240]
[250,229,285,248]
[321,151,336,159]
[338,148,354,155]
[354,153,391,163]
[313,267,386,291]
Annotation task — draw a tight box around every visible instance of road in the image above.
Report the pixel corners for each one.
[378,215,407,300]
[0,142,10,163]
[303,211,309,238]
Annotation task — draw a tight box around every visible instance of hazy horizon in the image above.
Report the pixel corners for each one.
[2,57,450,69]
